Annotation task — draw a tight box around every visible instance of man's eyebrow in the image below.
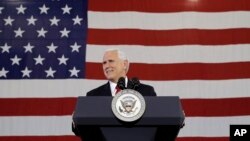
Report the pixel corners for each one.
[103,59,114,64]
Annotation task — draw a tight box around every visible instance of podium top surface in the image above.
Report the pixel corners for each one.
[73,96,185,126]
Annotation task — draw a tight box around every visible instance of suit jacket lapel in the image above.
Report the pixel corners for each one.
[102,82,112,96]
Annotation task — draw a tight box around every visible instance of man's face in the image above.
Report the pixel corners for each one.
[102,50,127,83]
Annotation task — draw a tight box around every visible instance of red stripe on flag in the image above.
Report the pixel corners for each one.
[86,62,250,80]
[0,98,76,116]
[1,98,250,116]
[88,28,250,46]
[181,98,250,117]
[177,137,228,141]
[0,136,228,141]
[0,136,79,141]
[89,0,250,12]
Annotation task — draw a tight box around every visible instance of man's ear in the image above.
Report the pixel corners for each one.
[124,60,128,69]
[123,60,129,73]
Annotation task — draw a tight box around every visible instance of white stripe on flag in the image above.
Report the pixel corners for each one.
[88,11,250,29]
[86,44,250,63]
[178,116,250,137]
[0,116,73,136]
[1,79,250,98]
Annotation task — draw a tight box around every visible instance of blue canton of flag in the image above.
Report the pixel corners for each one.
[0,0,87,79]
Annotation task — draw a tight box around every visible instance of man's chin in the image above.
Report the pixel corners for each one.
[107,77,118,83]
[106,76,115,81]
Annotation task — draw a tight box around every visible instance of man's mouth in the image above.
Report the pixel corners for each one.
[106,69,113,74]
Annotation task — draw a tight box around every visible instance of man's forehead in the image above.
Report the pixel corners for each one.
[103,51,118,59]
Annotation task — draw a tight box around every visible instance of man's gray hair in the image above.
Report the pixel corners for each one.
[104,48,130,72]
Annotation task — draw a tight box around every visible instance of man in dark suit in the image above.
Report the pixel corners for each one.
[87,80,156,96]
[87,48,156,97]
[72,48,157,141]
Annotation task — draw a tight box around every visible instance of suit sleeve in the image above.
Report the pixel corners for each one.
[149,85,157,96]
[138,84,157,96]
[72,122,80,136]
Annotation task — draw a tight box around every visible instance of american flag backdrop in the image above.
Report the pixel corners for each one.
[1,0,250,141]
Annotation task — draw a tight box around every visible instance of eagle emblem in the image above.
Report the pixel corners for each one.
[119,99,137,113]
[111,89,146,122]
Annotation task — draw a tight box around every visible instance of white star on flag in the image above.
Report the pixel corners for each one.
[61,4,72,14]
[1,43,11,53]
[70,42,81,52]
[58,55,69,65]
[10,55,22,65]
[21,67,32,78]
[49,16,60,26]
[39,4,49,14]
[4,16,15,26]
[47,43,58,53]
[23,43,35,53]
[60,27,70,38]
[34,55,45,65]
[45,67,56,78]
[72,15,83,25]
[37,27,48,38]
[69,67,80,77]
[14,27,25,37]
[0,67,9,78]
[27,15,38,25]
[16,4,27,14]
[0,7,4,14]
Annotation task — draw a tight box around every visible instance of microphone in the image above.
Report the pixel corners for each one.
[117,77,126,90]
[131,77,140,90]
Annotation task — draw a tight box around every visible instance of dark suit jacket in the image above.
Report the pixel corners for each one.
[73,81,157,141]
[87,81,157,96]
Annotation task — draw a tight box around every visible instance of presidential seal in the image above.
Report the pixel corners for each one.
[111,89,146,122]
